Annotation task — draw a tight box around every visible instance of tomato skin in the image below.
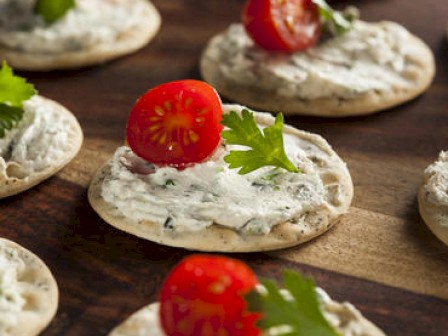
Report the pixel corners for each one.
[126,80,223,167]
[242,0,321,52]
[159,255,262,336]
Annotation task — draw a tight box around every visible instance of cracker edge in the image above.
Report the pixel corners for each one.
[88,109,354,252]
[200,22,436,117]
[0,95,84,199]
[108,298,385,336]
[418,185,448,247]
[0,238,59,336]
[0,0,161,71]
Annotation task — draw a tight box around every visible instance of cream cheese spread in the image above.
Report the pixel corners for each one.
[0,246,26,332]
[101,106,334,235]
[0,0,36,30]
[423,151,448,206]
[0,0,148,53]
[111,303,162,336]
[0,95,72,177]
[204,21,412,99]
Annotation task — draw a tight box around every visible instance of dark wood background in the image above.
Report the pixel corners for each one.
[1,0,448,334]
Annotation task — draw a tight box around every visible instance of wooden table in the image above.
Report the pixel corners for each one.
[1,0,447,334]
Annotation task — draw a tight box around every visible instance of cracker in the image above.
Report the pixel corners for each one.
[108,292,385,336]
[0,238,59,336]
[88,105,353,252]
[108,303,161,336]
[418,151,448,246]
[200,21,435,117]
[0,96,83,198]
[0,0,161,71]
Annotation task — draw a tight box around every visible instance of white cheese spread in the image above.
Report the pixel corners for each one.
[0,0,36,30]
[0,95,72,178]
[111,304,163,336]
[101,108,333,235]
[0,0,148,53]
[204,21,412,99]
[0,246,26,332]
[423,151,448,206]
[317,288,376,336]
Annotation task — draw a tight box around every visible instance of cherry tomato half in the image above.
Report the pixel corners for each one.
[242,0,321,52]
[159,255,261,336]
[126,80,223,167]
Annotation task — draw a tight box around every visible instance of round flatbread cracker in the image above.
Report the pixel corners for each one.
[418,151,448,246]
[0,238,59,336]
[0,0,161,71]
[200,21,435,117]
[108,303,161,336]
[108,292,385,336]
[88,106,353,252]
[0,95,83,199]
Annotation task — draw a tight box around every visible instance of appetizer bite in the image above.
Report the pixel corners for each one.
[0,238,58,336]
[109,255,385,336]
[88,80,353,252]
[0,62,83,198]
[200,0,435,117]
[418,151,448,246]
[0,0,161,71]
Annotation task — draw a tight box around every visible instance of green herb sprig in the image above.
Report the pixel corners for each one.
[247,270,341,336]
[221,109,300,175]
[35,0,75,24]
[0,62,36,138]
[313,0,358,35]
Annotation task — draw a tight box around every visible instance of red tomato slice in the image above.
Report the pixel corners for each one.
[126,80,223,167]
[243,0,321,52]
[159,255,261,336]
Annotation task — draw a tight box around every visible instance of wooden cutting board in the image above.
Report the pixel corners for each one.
[273,151,448,299]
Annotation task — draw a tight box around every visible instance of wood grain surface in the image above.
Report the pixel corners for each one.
[1,0,448,335]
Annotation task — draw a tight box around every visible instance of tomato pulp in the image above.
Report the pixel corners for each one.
[126,80,223,166]
[159,255,261,336]
[243,0,321,52]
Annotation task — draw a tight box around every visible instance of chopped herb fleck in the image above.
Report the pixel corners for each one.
[165,179,176,186]
[163,217,174,229]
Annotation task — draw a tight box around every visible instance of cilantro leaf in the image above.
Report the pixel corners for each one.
[313,0,358,35]
[247,270,341,336]
[35,0,75,24]
[221,109,300,175]
[0,62,36,139]
[0,105,25,138]
[0,62,36,108]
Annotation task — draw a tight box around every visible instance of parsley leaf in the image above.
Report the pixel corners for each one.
[0,105,25,139]
[313,0,358,35]
[0,62,36,138]
[35,0,75,24]
[221,109,300,175]
[0,62,36,108]
[247,270,341,336]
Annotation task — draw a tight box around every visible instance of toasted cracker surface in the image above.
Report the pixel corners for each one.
[0,238,59,336]
[88,106,353,252]
[418,151,448,246]
[0,0,161,71]
[0,96,83,199]
[200,21,435,117]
